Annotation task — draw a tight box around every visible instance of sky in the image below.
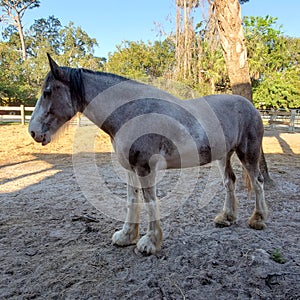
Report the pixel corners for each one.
[18,0,300,58]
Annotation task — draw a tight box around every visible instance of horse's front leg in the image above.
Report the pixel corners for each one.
[137,185,163,255]
[112,172,141,246]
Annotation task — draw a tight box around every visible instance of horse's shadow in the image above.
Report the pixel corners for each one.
[264,129,297,156]
[0,152,112,193]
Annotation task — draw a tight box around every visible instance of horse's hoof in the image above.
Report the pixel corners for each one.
[137,233,161,255]
[112,229,139,246]
[249,212,267,230]
[214,211,236,227]
[249,221,266,230]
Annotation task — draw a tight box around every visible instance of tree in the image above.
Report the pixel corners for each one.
[0,15,105,105]
[27,15,62,56]
[175,0,199,81]
[253,69,300,109]
[58,21,104,69]
[0,40,36,105]
[243,16,300,109]
[0,0,40,60]
[106,39,175,79]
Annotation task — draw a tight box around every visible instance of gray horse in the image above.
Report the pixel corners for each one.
[29,55,268,254]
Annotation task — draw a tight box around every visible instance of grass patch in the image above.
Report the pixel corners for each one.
[270,249,285,264]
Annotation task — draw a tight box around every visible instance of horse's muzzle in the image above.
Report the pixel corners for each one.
[30,130,51,146]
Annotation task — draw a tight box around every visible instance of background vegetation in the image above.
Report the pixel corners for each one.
[0,0,299,108]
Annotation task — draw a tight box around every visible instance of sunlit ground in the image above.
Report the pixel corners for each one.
[263,132,300,154]
[0,158,60,193]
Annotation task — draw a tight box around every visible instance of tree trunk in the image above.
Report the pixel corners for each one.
[175,0,198,81]
[15,11,27,61]
[0,1,40,61]
[213,0,251,100]
[212,0,273,185]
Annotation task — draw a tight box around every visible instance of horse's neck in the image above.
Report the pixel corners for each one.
[81,71,178,137]
[82,71,127,103]
[82,72,141,133]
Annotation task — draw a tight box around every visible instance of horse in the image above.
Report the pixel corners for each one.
[29,54,268,254]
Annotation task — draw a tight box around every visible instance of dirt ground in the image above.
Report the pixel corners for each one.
[0,124,299,299]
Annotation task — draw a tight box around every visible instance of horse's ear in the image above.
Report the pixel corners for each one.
[47,53,68,82]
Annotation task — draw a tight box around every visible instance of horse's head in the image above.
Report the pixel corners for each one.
[29,54,84,145]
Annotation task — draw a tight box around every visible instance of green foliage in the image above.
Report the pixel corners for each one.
[59,22,98,64]
[0,41,35,105]
[105,36,228,97]
[105,39,175,79]
[244,16,283,77]
[0,14,105,105]
[27,15,62,56]
[253,70,300,109]
[244,16,300,108]
[0,0,40,19]
[196,41,229,95]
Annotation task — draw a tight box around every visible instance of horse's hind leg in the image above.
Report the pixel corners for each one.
[237,148,268,230]
[112,171,141,246]
[214,151,238,227]
[248,170,267,229]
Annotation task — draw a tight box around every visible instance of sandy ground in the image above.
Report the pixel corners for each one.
[0,124,299,299]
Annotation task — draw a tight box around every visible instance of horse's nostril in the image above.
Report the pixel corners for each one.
[31,131,35,138]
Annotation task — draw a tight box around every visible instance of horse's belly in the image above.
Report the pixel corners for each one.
[165,146,212,169]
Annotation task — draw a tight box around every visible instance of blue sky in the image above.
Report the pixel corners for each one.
[19,0,300,58]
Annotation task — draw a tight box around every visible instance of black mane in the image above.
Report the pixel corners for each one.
[62,67,86,113]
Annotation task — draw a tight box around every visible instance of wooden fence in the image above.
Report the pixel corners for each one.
[1,105,300,132]
[260,109,299,132]
[0,105,34,125]
[0,105,85,126]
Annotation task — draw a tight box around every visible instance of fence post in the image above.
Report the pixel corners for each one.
[20,105,25,125]
[289,110,296,133]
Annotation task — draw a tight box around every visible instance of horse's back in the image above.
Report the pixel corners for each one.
[195,94,259,119]
[187,94,263,157]
[198,94,263,131]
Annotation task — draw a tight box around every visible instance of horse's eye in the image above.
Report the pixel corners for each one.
[43,88,52,98]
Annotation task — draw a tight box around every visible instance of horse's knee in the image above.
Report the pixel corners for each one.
[223,169,236,190]
[224,178,235,191]
[258,172,264,184]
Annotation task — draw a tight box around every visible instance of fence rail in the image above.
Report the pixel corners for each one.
[0,105,34,125]
[1,105,300,131]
